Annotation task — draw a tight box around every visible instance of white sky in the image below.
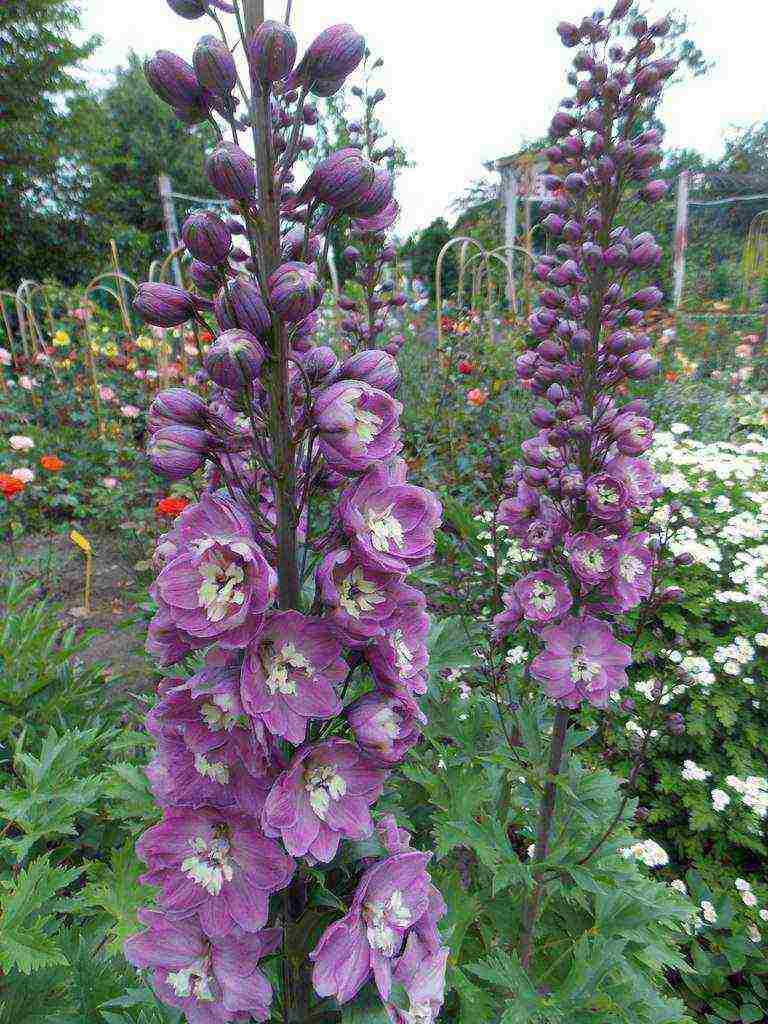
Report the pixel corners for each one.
[79,0,768,236]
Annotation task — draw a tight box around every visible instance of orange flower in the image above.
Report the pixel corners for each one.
[0,473,25,498]
[156,496,190,518]
[466,388,488,407]
[665,371,679,383]
[40,455,65,472]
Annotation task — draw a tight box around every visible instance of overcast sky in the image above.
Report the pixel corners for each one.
[78,0,768,236]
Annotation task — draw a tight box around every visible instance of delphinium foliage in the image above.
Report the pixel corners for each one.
[125,3,446,1023]
[494,0,687,975]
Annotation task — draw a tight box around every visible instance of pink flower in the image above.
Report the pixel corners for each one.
[9,435,34,452]
[12,467,34,484]
[19,376,37,390]
[99,386,116,401]
[101,476,119,489]
[121,404,141,418]
[0,347,11,366]
[530,614,632,709]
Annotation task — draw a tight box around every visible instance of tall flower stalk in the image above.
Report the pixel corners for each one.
[491,2,680,968]
[126,4,446,1023]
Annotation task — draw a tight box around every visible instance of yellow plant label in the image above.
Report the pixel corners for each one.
[70,530,93,555]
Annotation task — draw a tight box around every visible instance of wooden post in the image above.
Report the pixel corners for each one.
[158,174,184,288]
[500,164,518,312]
[672,170,690,310]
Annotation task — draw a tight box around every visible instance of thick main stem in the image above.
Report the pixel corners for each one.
[517,707,570,970]
[240,5,308,1020]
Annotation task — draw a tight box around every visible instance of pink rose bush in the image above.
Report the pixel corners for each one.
[124,5,447,1022]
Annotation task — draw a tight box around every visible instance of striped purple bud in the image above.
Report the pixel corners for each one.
[144,51,202,109]
[149,388,209,434]
[204,329,267,388]
[134,283,196,328]
[303,148,375,209]
[214,278,271,337]
[249,20,298,83]
[149,425,209,480]
[182,211,232,266]
[193,35,237,96]
[268,262,323,323]
[299,24,365,83]
[205,143,256,201]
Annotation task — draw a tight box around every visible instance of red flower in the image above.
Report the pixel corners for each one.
[457,359,475,375]
[0,473,25,498]
[40,455,65,472]
[156,496,190,518]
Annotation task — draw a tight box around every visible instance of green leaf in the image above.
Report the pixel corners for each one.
[341,985,391,1023]
[740,1005,764,1024]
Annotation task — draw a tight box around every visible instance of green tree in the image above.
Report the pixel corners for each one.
[0,0,100,286]
[402,217,456,300]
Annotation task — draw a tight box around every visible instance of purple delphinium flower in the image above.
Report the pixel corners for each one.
[584,472,629,523]
[316,548,408,643]
[137,807,294,937]
[497,482,540,538]
[338,462,442,575]
[514,570,573,624]
[604,455,661,510]
[314,381,403,473]
[261,739,387,862]
[564,532,618,588]
[124,907,280,1024]
[346,692,426,765]
[492,590,523,640]
[240,611,346,745]
[151,493,277,653]
[385,934,449,1024]
[310,851,433,1003]
[364,587,430,697]
[530,614,632,708]
[610,533,655,612]
[146,732,273,818]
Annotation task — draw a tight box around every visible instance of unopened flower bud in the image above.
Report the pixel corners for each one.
[249,20,298,83]
[144,51,202,108]
[134,283,196,328]
[204,329,266,389]
[666,713,685,736]
[182,211,232,266]
[149,388,209,434]
[297,24,365,84]
[194,35,237,96]
[268,261,323,323]
[214,278,271,337]
[149,425,209,480]
[205,143,256,201]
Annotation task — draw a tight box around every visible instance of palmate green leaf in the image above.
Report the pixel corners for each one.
[0,923,68,975]
[466,949,538,1001]
[426,617,478,683]
[81,841,155,952]
[449,965,498,1024]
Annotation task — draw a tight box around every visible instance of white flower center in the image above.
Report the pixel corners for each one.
[166,959,215,1001]
[304,763,347,819]
[596,484,619,506]
[619,554,644,583]
[337,566,386,619]
[374,707,400,739]
[579,549,605,573]
[261,641,313,696]
[363,890,412,956]
[200,698,238,732]
[391,629,414,673]
[196,545,246,623]
[570,646,601,684]
[530,581,556,612]
[181,832,234,896]
[353,405,383,445]
[365,505,404,552]
[194,753,230,785]
[407,1006,434,1024]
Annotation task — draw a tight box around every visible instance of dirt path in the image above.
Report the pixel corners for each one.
[3,529,152,688]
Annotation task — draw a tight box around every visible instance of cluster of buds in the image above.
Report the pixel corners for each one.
[125,5,448,1024]
[493,5,678,710]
